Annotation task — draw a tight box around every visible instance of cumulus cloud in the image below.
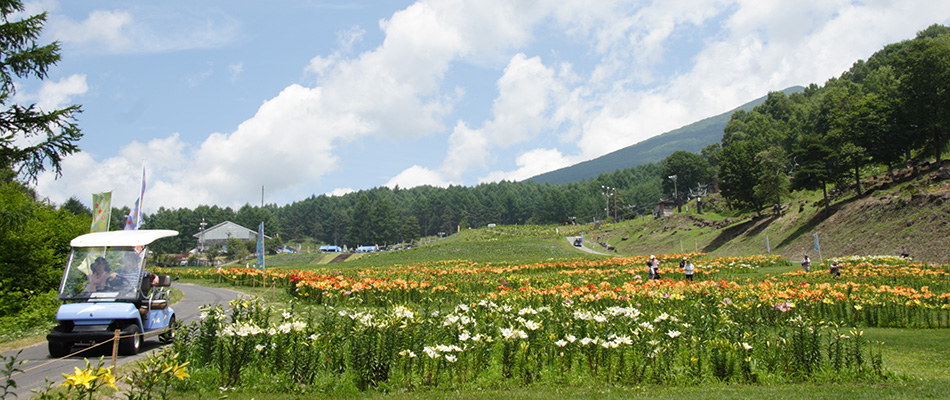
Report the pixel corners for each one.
[327,187,355,197]
[480,148,574,183]
[385,165,453,189]
[35,134,191,209]
[439,53,564,182]
[32,0,950,212]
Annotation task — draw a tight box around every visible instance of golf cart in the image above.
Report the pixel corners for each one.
[47,229,179,357]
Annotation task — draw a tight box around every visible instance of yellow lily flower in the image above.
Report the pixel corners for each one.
[61,366,96,389]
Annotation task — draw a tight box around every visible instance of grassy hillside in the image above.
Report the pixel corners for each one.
[265,224,601,269]
[263,162,950,270]
[526,86,804,185]
[589,162,950,264]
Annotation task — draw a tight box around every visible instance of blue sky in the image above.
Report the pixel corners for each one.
[23,0,950,213]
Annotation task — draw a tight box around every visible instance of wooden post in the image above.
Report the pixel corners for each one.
[112,329,120,367]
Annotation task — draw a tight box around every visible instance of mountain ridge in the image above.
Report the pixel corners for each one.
[526,86,805,184]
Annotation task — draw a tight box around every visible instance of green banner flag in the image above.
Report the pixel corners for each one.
[90,192,112,232]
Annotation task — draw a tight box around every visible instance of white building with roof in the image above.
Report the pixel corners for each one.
[192,221,270,252]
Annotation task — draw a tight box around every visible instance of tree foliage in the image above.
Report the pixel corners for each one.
[0,0,82,182]
[0,1,87,312]
[719,24,950,209]
[0,180,87,313]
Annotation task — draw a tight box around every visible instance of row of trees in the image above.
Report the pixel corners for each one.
[95,146,721,254]
[719,24,950,210]
[121,166,671,254]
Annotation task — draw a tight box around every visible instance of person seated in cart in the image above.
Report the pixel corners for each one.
[108,246,159,295]
[87,257,112,292]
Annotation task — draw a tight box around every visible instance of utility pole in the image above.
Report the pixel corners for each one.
[668,175,679,212]
[612,190,619,222]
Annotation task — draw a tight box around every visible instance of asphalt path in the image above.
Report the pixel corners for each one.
[2,283,241,398]
[566,236,610,256]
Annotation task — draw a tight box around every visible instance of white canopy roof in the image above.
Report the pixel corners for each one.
[70,229,179,248]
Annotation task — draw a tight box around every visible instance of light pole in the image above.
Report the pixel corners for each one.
[601,185,614,222]
[198,218,207,253]
[668,175,679,213]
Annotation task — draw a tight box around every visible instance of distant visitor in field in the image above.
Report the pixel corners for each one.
[681,257,695,281]
[647,255,659,280]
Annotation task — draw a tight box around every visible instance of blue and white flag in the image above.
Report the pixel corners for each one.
[813,233,820,252]
[257,222,265,270]
[124,164,146,230]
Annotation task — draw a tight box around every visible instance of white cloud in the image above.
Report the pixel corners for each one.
[47,5,239,54]
[480,148,574,183]
[440,53,565,180]
[184,84,358,207]
[51,9,135,52]
[14,73,87,111]
[327,188,355,197]
[10,74,87,150]
[440,122,490,181]
[34,0,950,213]
[485,54,560,146]
[385,165,452,189]
[228,62,243,82]
[337,26,365,53]
[35,134,190,210]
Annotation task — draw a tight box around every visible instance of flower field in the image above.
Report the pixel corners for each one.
[154,254,950,395]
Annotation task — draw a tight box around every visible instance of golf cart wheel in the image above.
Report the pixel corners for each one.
[48,340,71,358]
[159,315,176,344]
[118,324,141,355]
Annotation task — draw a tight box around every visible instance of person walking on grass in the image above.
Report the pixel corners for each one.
[682,257,695,281]
[801,255,811,272]
[830,261,841,279]
[647,255,659,280]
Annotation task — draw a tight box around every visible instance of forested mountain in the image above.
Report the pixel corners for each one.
[68,24,950,255]
[526,86,804,185]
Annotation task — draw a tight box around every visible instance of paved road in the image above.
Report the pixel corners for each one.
[2,283,240,398]
[566,236,611,256]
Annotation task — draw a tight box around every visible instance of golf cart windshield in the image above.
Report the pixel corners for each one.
[59,246,147,301]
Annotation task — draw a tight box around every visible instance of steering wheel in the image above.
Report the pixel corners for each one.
[105,274,129,290]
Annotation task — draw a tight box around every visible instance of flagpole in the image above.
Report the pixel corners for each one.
[138,162,145,227]
[257,221,266,292]
[124,163,146,230]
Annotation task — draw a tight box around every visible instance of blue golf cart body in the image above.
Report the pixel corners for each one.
[47,229,179,357]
